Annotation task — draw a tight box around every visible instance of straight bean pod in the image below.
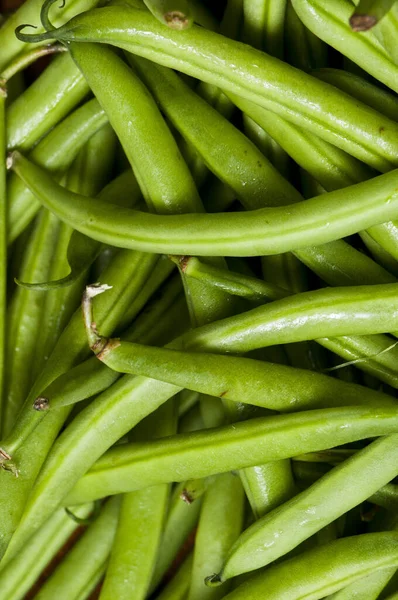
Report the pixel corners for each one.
[9,152,398,257]
[64,407,398,504]
[210,434,398,580]
[0,85,6,437]
[19,3,398,170]
[220,532,398,600]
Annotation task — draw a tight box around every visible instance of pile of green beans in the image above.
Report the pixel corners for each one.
[0,0,397,598]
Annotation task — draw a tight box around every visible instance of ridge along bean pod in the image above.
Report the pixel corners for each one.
[207,434,398,581]
[8,98,107,243]
[3,209,60,438]
[15,167,138,291]
[35,496,120,600]
[291,0,398,92]
[0,503,94,600]
[128,55,301,209]
[216,532,398,600]
[150,481,202,592]
[63,407,398,505]
[187,473,245,600]
[18,2,398,171]
[143,0,193,30]
[0,83,6,438]
[82,284,398,411]
[313,67,398,123]
[0,0,99,73]
[10,151,398,257]
[155,554,193,600]
[100,401,177,600]
[6,52,89,152]
[349,0,397,31]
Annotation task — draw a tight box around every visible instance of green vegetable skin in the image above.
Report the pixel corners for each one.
[1,0,398,597]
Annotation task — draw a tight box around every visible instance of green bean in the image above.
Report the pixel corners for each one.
[349,0,396,31]
[64,407,398,505]
[360,231,398,277]
[209,434,398,580]
[372,3,398,65]
[6,52,89,152]
[82,291,398,411]
[188,473,245,600]
[20,3,398,170]
[0,84,6,438]
[143,0,193,29]
[0,0,98,72]
[240,461,296,520]
[100,403,175,600]
[150,482,202,591]
[0,44,66,83]
[10,151,398,256]
[0,503,94,600]
[127,56,301,209]
[313,68,398,123]
[35,497,120,600]
[155,555,193,600]
[8,98,107,243]
[291,0,398,93]
[69,42,203,215]
[217,532,398,600]
[3,209,60,437]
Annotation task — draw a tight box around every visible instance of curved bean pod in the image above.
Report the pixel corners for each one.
[291,0,398,93]
[9,151,398,256]
[8,98,107,243]
[18,3,398,170]
[211,434,398,580]
[64,407,398,504]
[219,532,398,600]
[6,52,89,151]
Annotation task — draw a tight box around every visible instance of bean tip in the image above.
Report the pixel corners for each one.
[6,151,19,170]
[85,283,112,299]
[349,14,377,31]
[33,397,50,411]
[164,11,191,30]
[205,573,223,587]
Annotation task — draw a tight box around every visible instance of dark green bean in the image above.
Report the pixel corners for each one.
[19,1,398,170]
[9,151,398,257]
[64,407,398,505]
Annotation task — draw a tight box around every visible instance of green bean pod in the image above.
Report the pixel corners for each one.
[127,55,301,209]
[327,566,398,600]
[188,473,245,600]
[211,434,398,580]
[20,3,398,171]
[6,52,89,152]
[0,503,94,600]
[35,497,120,600]
[313,68,398,123]
[285,0,328,71]
[69,42,202,215]
[64,407,398,504]
[3,209,60,437]
[143,0,193,30]
[10,151,398,256]
[372,3,398,65]
[219,532,398,600]
[8,98,107,243]
[291,0,398,93]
